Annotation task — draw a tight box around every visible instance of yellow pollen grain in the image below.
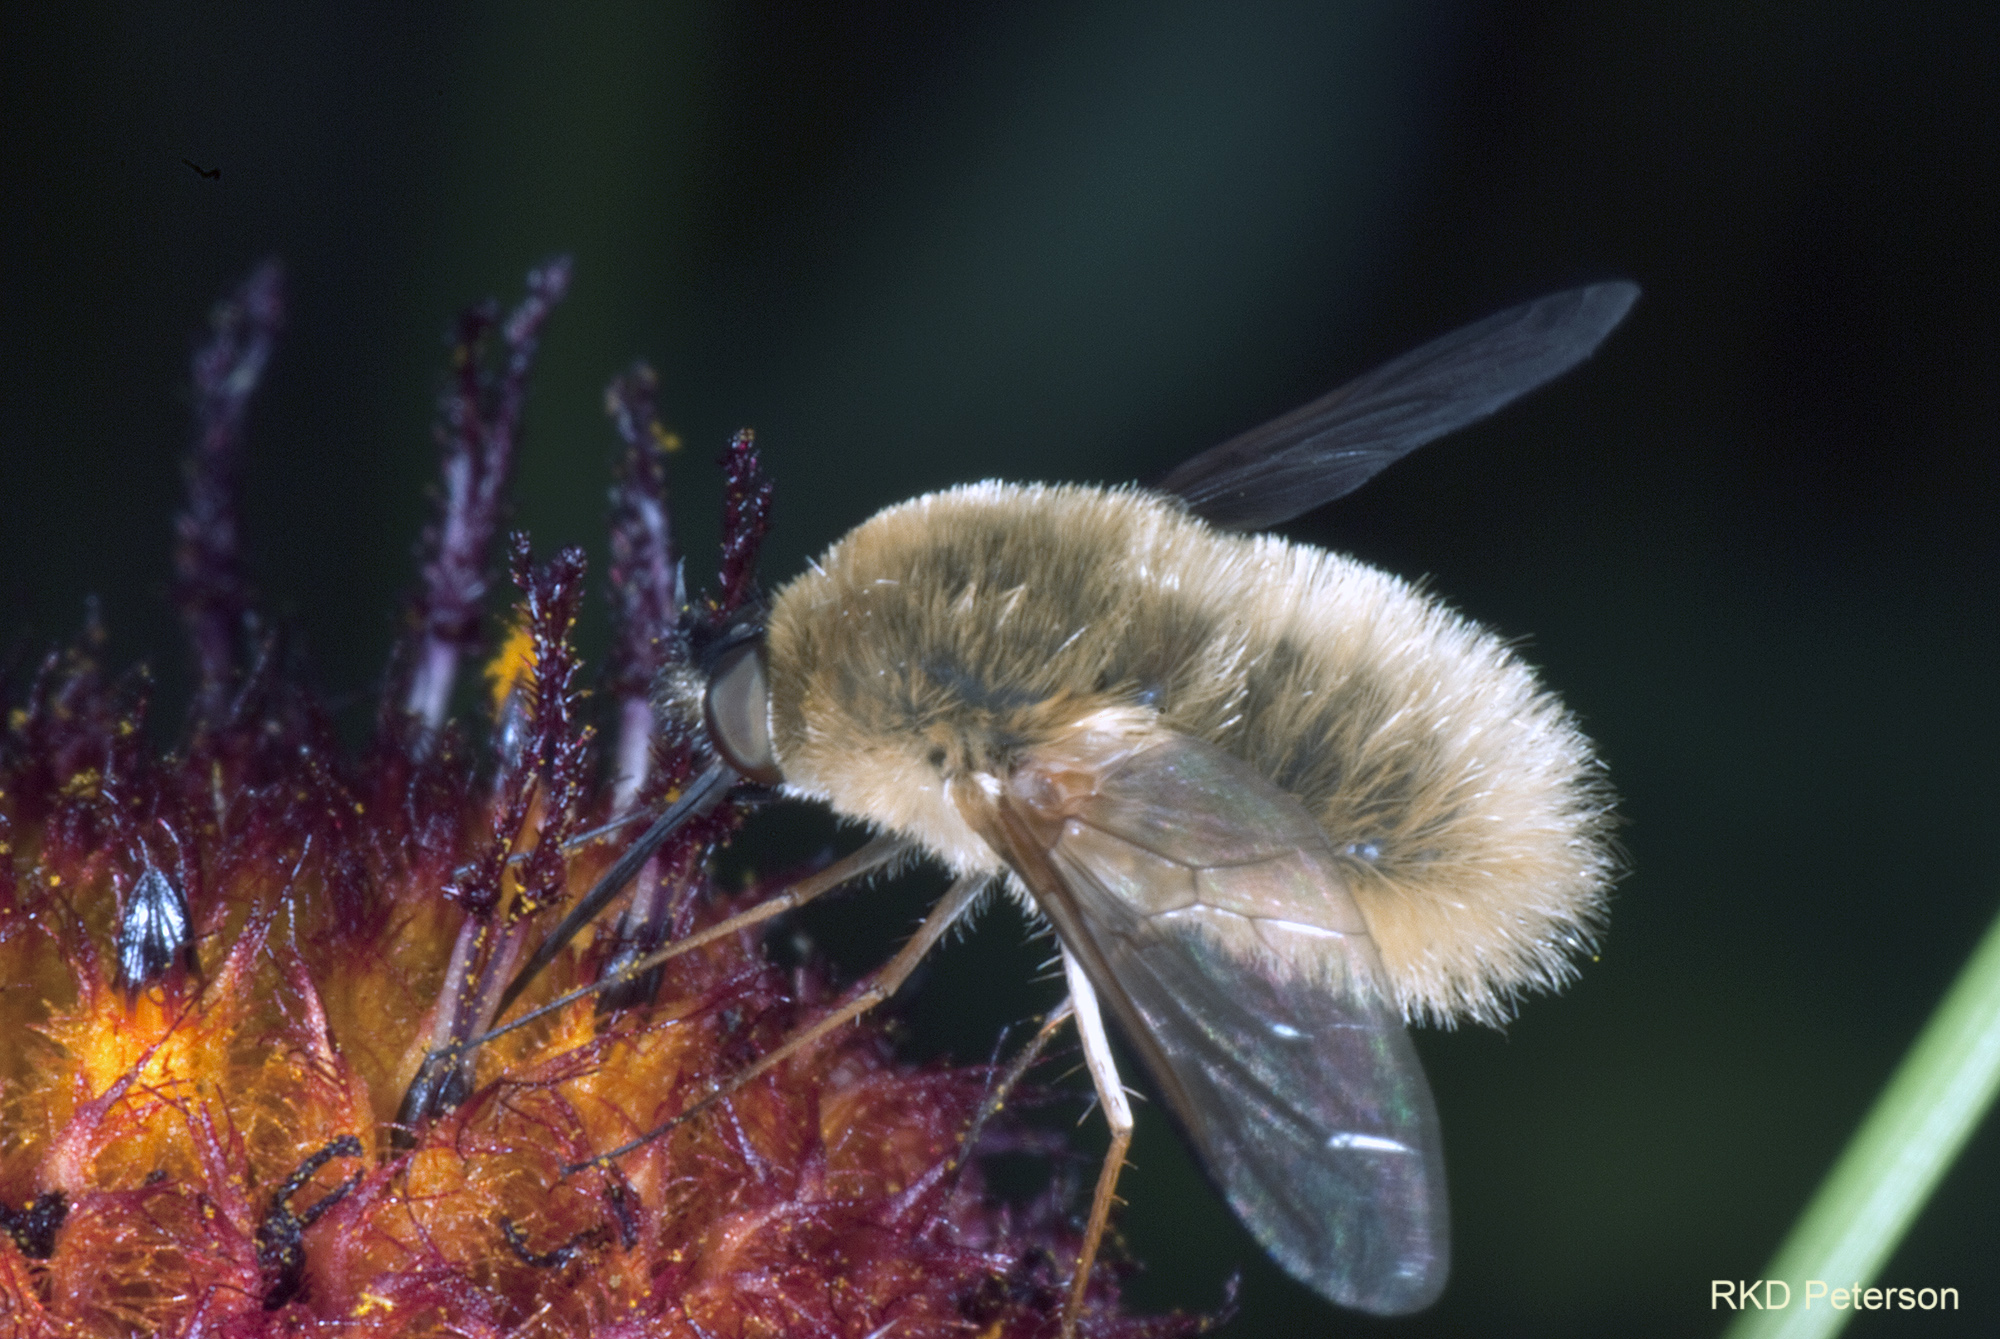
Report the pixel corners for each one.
[352,1292,396,1318]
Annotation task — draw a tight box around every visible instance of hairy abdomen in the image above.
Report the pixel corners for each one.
[767,483,1613,1025]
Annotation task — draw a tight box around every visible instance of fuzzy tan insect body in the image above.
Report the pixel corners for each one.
[767,481,1612,1028]
[484,282,1638,1328]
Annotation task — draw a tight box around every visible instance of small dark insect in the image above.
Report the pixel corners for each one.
[0,1191,68,1261]
[465,283,1634,1333]
[115,863,194,992]
[257,1135,364,1309]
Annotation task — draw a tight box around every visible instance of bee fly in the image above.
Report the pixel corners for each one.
[433,282,1634,1332]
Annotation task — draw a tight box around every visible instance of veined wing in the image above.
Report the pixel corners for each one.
[957,730,1448,1314]
[1157,282,1638,529]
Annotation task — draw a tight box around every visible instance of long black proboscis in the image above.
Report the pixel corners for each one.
[493,759,737,1020]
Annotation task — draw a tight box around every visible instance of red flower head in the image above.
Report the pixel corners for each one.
[0,263,1216,1339]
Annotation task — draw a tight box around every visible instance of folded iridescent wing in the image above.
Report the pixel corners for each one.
[964,731,1449,1313]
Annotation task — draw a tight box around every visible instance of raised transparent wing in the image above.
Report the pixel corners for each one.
[1157,281,1638,529]
[958,732,1448,1313]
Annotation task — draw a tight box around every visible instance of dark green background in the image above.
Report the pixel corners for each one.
[4,3,1996,1335]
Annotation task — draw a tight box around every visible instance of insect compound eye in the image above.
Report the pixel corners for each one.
[703,638,782,785]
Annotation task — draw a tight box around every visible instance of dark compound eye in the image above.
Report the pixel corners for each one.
[704,639,781,785]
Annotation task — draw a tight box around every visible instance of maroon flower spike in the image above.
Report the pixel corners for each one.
[174,257,284,730]
[401,256,574,737]
[712,429,773,622]
[603,363,684,807]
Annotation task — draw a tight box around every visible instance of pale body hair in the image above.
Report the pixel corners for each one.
[766,481,1613,1027]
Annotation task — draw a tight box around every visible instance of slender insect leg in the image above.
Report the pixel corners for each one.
[571,871,987,1172]
[399,761,742,1139]
[951,997,1076,1176]
[472,833,908,1054]
[1060,947,1134,1339]
[394,921,501,1139]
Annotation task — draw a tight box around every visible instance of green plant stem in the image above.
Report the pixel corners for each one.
[1726,901,2000,1339]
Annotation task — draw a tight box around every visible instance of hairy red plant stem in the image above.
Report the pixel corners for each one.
[712,429,773,621]
[401,256,573,736]
[603,362,683,813]
[174,258,283,729]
